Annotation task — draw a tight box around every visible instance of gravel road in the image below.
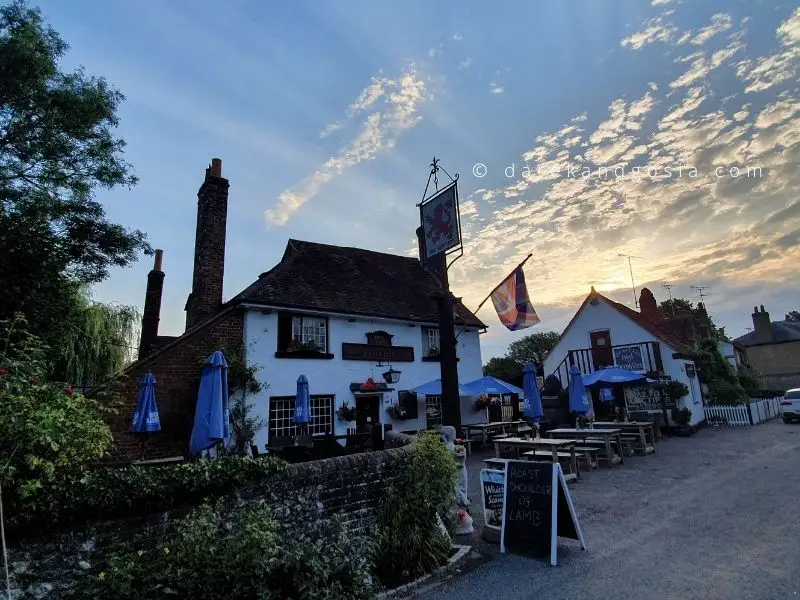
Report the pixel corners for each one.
[414,420,800,600]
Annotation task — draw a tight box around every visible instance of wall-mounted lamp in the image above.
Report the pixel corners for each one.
[382,366,402,384]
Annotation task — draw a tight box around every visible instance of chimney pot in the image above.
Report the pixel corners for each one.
[153,249,163,272]
[211,158,222,178]
[753,306,758,314]
[760,305,765,312]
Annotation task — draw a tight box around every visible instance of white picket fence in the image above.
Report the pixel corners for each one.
[704,397,782,427]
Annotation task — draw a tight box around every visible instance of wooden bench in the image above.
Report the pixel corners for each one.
[572,446,600,469]
[521,451,578,482]
[582,438,626,464]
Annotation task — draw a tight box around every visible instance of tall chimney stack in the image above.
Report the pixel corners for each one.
[139,249,165,359]
[185,158,229,329]
[751,305,773,344]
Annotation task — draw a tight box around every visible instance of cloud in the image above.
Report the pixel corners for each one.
[319,76,393,138]
[651,0,674,5]
[266,64,429,226]
[490,83,505,94]
[459,57,473,70]
[452,32,463,41]
[621,15,677,50]
[737,7,800,93]
[691,13,733,46]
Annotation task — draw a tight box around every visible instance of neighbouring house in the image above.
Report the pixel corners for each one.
[717,340,749,374]
[733,306,800,392]
[105,158,486,462]
[543,287,704,426]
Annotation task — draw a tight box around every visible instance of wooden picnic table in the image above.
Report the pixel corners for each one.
[493,437,581,480]
[547,428,624,466]
[593,421,656,454]
[464,421,520,443]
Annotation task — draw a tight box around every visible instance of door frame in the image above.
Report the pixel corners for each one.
[589,329,613,369]
[355,394,381,433]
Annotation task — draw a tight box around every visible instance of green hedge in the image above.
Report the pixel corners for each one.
[9,455,285,535]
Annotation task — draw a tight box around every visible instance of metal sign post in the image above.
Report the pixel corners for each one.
[417,158,464,429]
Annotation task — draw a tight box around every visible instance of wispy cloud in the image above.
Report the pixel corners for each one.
[621,15,677,50]
[452,32,463,41]
[490,82,505,94]
[267,64,430,226]
[736,7,800,93]
[691,13,733,45]
[459,57,473,70]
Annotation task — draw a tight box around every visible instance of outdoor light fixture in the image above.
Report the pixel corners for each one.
[382,366,402,384]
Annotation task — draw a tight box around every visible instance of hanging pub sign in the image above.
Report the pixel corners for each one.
[420,181,461,262]
[500,460,586,566]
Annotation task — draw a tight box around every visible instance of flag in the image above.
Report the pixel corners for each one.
[489,266,540,330]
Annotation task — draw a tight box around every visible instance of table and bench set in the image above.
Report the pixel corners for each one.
[471,420,658,482]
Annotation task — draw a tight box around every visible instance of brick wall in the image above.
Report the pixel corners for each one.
[106,307,244,462]
[7,432,416,599]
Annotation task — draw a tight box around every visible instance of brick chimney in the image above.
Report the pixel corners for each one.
[639,287,659,321]
[751,305,773,344]
[138,249,165,360]
[185,158,229,330]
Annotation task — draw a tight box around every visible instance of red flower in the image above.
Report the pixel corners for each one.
[0,367,7,377]
[65,385,75,396]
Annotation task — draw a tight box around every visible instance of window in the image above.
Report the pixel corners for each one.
[276,312,332,357]
[268,395,334,438]
[423,328,440,356]
[292,315,327,351]
[425,395,443,430]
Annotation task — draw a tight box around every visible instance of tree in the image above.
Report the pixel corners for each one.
[658,298,693,319]
[483,356,522,381]
[506,331,560,368]
[54,286,140,386]
[785,311,800,322]
[0,2,150,352]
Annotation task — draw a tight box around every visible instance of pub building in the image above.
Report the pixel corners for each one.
[543,287,704,426]
[238,238,489,449]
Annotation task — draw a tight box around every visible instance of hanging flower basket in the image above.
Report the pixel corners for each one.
[337,403,358,422]
[473,395,490,411]
[360,377,378,392]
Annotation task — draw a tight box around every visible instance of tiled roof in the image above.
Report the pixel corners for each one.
[734,321,800,346]
[601,295,692,353]
[231,239,486,328]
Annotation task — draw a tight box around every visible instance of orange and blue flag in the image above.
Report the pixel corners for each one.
[489,266,540,330]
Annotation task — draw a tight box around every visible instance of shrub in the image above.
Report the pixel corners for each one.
[8,454,285,535]
[0,315,113,508]
[662,380,689,402]
[671,407,692,426]
[543,374,562,395]
[707,379,748,406]
[87,496,374,600]
[371,431,457,589]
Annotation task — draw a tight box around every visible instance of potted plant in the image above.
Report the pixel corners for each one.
[426,346,440,358]
[337,402,358,422]
[386,403,406,420]
[671,407,693,436]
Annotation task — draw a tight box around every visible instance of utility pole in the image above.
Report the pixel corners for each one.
[618,254,641,307]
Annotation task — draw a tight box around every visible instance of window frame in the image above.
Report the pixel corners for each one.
[275,311,334,359]
[268,394,335,439]
[425,394,443,430]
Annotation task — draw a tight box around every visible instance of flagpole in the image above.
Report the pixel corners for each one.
[474,253,533,313]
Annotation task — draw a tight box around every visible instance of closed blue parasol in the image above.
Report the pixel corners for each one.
[294,374,311,425]
[582,366,646,387]
[189,351,229,455]
[522,362,543,421]
[131,371,161,433]
[568,364,591,415]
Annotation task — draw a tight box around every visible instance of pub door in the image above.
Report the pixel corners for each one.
[589,330,614,369]
[355,394,381,434]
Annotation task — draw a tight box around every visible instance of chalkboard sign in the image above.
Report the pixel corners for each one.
[500,461,586,566]
[613,345,644,372]
[480,469,505,529]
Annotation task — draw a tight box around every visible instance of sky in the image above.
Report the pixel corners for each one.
[35,0,800,362]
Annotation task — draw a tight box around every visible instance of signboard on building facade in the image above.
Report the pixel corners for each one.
[420,182,461,262]
[613,345,645,372]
